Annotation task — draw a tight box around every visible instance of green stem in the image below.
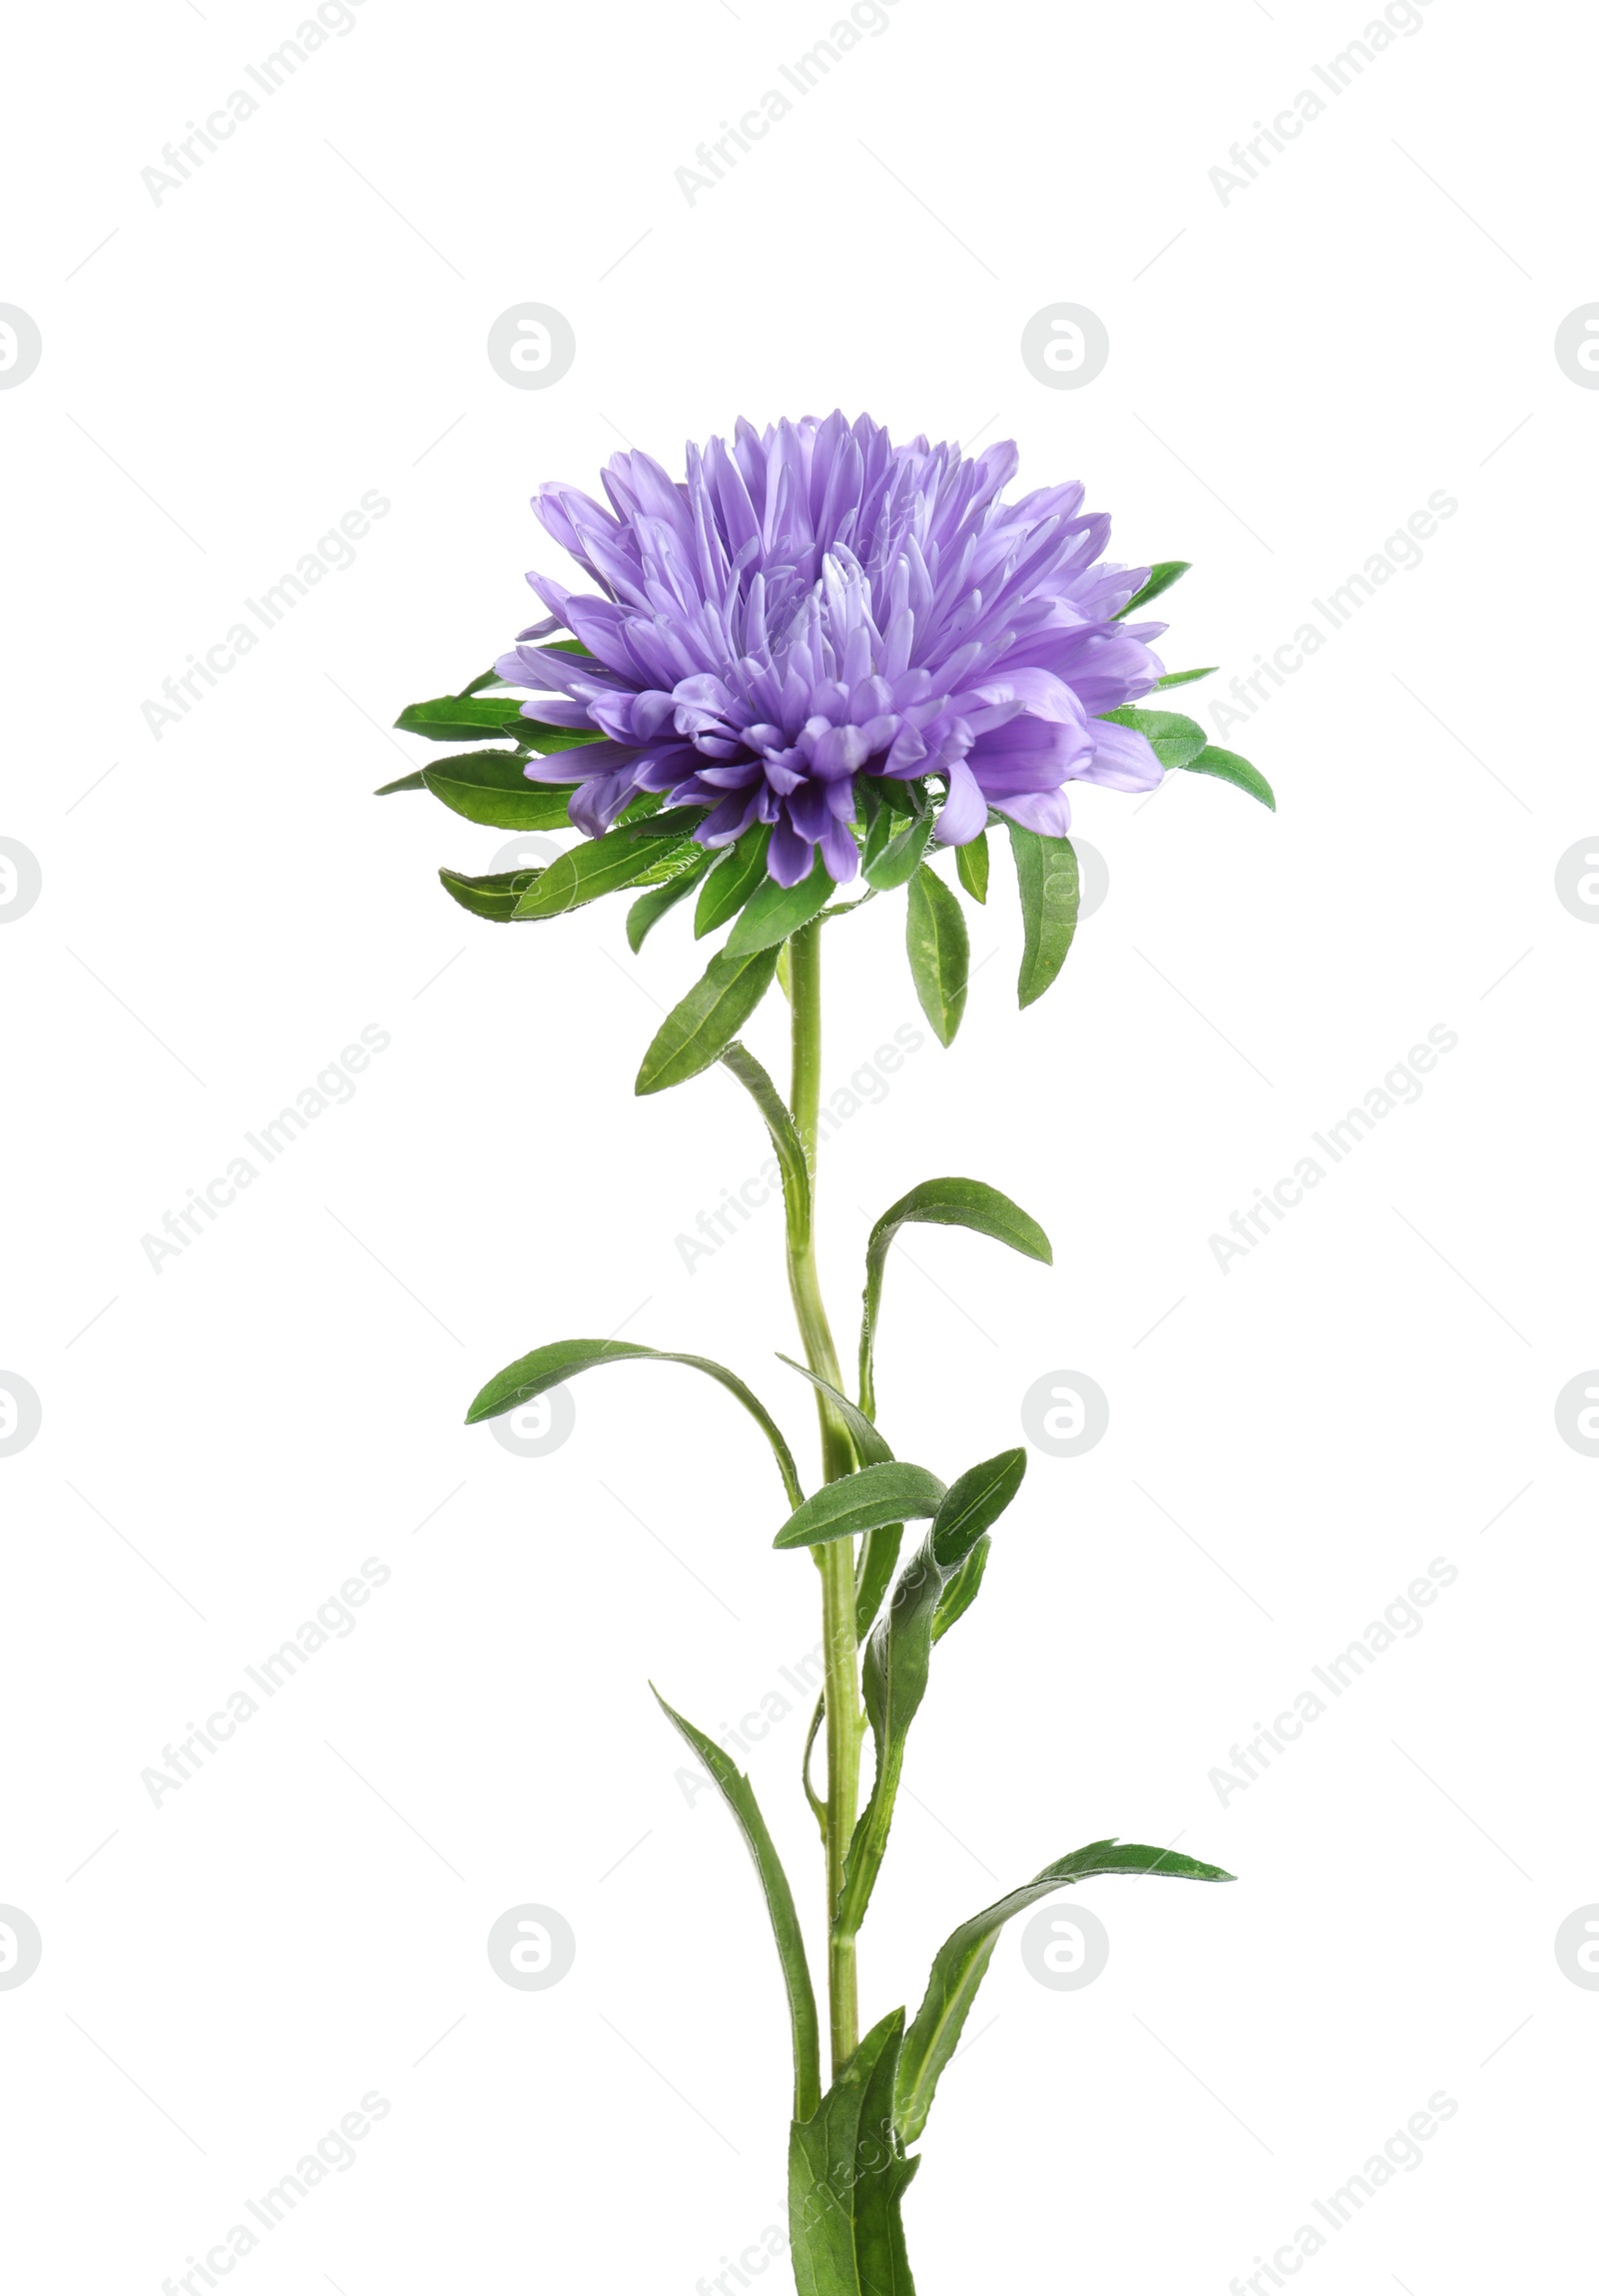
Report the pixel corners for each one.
[786,920,862,2076]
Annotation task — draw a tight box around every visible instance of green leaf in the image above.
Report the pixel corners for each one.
[776,1356,893,1467]
[929,1447,1025,1568]
[395,691,604,748]
[837,1452,1025,1942]
[1006,826,1079,1011]
[465,1336,801,1507]
[418,751,577,829]
[953,832,989,904]
[653,1689,820,2123]
[720,1043,810,1232]
[374,769,426,794]
[1097,705,1207,770]
[896,1838,1234,2143]
[1115,561,1190,620]
[696,826,774,939]
[513,823,690,921]
[438,865,541,922]
[636,945,781,1096]
[863,809,935,892]
[727,850,834,957]
[775,1355,901,1634]
[931,1534,989,1641]
[789,2011,919,2296]
[626,849,716,953]
[773,1461,945,1551]
[1154,666,1217,689]
[1177,744,1276,811]
[904,864,968,1048]
[858,1177,1052,1418]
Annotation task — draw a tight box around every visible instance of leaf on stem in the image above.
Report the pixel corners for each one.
[626,848,716,952]
[395,691,604,747]
[1175,744,1276,810]
[858,1178,1051,1418]
[773,1461,945,1551]
[834,1452,1024,1941]
[695,825,774,938]
[653,1688,820,2124]
[953,832,989,904]
[895,1839,1234,2143]
[727,849,834,957]
[789,2011,919,2296]
[1006,825,1079,1010]
[512,822,690,920]
[1096,704,1207,771]
[1114,561,1189,620]
[417,751,579,829]
[904,863,968,1046]
[863,809,935,892]
[465,1336,801,1506]
[637,946,781,1095]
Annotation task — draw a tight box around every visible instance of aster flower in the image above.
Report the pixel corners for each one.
[495,412,1170,886]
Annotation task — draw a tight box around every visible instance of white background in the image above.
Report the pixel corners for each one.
[2,0,1595,2290]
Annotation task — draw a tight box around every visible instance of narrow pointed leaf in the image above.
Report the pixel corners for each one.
[1154,666,1217,689]
[637,945,780,1096]
[653,1689,820,2122]
[839,1455,1024,1942]
[695,825,773,938]
[931,1534,989,1641]
[1006,826,1079,1011]
[859,1178,1051,1417]
[374,768,426,794]
[626,848,716,952]
[1114,560,1189,620]
[438,865,542,921]
[930,1447,1026,1567]
[789,2011,919,2296]
[465,1336,800,1506]
[513,823,689,920]
[776,1355,901,1634]
[419,750,578,829]
[954,832,989,904]
[1177,744,1276,810]
[904,863,968,1047]
[774,1461,945,1551]
[776,1355,892,1467]
[720,1044,811,1235]
[896,1838,1233,2143]
[1097,705,1207,771]
[395,691,605,747]
[863,809,935,891]
[727,850,834,957]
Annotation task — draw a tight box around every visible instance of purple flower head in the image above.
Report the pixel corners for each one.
[497,414,1168,887]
